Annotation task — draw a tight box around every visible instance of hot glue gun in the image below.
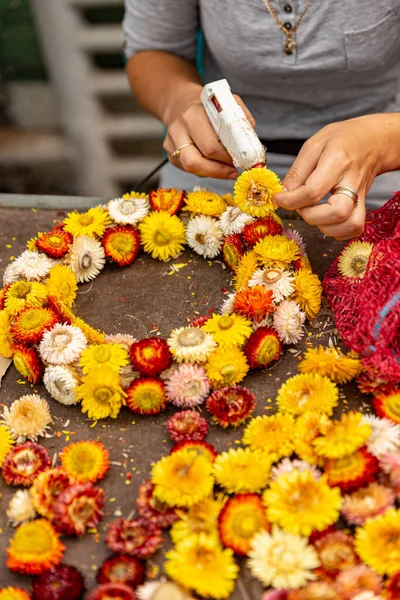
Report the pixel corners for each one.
[201,79,266,171]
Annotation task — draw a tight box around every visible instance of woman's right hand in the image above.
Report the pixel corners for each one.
[163,92,256,180]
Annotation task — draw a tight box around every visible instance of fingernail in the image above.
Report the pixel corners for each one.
[282,185,289,193]
[228,171,238,180]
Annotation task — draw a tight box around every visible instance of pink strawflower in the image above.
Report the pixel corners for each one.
[271,458,321,481]
[379,451,400,485]
[164,363,210,407]
[166,410,208,443]
[341,482,396,525]
[282,229,306,255]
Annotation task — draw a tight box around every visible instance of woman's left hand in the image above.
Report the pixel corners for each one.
[273,114,400,240]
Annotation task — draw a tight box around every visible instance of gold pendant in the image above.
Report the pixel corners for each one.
[284,34,296,55]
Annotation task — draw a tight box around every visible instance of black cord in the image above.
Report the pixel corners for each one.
[133,156,168,192]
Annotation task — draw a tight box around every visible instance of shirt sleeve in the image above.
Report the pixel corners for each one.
[123,0,199,62]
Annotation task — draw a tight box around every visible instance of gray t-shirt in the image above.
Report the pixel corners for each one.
[123,0,400,206]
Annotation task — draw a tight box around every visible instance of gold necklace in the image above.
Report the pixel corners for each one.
[262,0,312,55]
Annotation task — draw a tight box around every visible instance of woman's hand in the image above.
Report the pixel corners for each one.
[273,114,400,240]
[163,93,256,180]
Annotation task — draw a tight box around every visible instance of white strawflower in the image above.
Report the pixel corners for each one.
[108,196,149,225]
[43,365,80,405]
[137,580,191,600]
[362,415,400,457]
[353,594,384,600]
[1,394,52,443]
[249,268,295,303]
[248,526,319,589]
[3,262,22,285]
[7,490,36,526]
[69,235,105,282]
[167,326,217,363]
[186,215,223,258]
[119,363,140,389]
[273,300,306,344]
[165,363,210,407]
[219,206,254,236]
[39,323,87,365]
[219,292,236,315]
[105,333,137,352]
[252,315,274,330]
[13,250,54,280]
[271,459,321,481]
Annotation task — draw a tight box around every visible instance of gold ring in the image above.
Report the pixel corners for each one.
[171,142,195,159]
[330,185,359,207]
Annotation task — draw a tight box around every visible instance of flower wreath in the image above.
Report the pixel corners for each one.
[1,167,399,600]
[0,166,322,421]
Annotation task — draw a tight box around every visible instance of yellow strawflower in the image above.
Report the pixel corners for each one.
[152,448,214,508]
[205,346,249,388]
[293,411,332,465]
[184,190,226,216]
[277,373,339,416]
[233,167,283,217]
[234,250,258,291]
[75,366,126,419]
[79,343,129,374]
[46,264,77,307]
[242,414,295,460]
[165,533,238,599]
[299,345,363,384]
[139,210,186,261]
[0,424,14,467]
[170,495,227,544]
[253,235,300,269]
[64,206,111,238]
[313,412,372,459]
[202,313,252,348]
[5,281,47,316]
[293,269,322,320]
[264,470,342,537]
[355,508,400,575]
[213,447,271,494]
[0,310,13,358]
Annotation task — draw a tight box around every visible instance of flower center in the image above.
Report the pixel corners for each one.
[177,328,206,347]
[71,496,97,523]
[257,336,279,365]
[15,449,40,474]
[120,200,135,215]
[54,332,72,349]
[154,230,171,246]
[350,255,368,275]
[221,364,236,383]
[387,393,400,417]
[263,269,282,284]
[92,346,112,363]
[232,510,262,537]
[80,252,92,270]
[94,387,113,404]
[184,381,202,397]
[19,310,48,331]
[78,214,94,227]
[135,386,163,410]
[11,281,32,299]
[14,525,53,554]
[112,234,134,253]
[246,182,270,206]
[48,234,64,248]
[218,315,234,331]
[195,233,206,245]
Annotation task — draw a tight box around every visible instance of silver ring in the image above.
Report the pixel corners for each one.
[171,142,195,159]
[330,185,359,207]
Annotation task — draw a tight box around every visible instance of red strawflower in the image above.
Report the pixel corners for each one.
[106,518,163,559]
[356,370,394,396]
[11,306,60,345]
[373,389,400,424]
[244,326,282,369]
[149,188,185,215]
[190,315,211,328]
[97,554,146,588]
[166,410,208,443]
[205,385,256,428]
[101,225,141,267]
[218,493,269,555]
[171,440,218,463]
[32,564,85,600]
[136,479,178,528]
[324,447,379,493]
[130,337,172,376]
[308,524,336,544]
[53,482,104,536]
[31,468,74,520]
[0,284,9,310]
[36,228,73,258]
[234,285,274,322]
[222,234,245,271]
[87,583,137,600]
[242,215,283,246]
[386,573,400,600]
[2,441,51,486]
[126,377,167,415]
[12,343,44,384]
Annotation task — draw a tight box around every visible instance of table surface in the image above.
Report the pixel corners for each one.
[0,205,367,598]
